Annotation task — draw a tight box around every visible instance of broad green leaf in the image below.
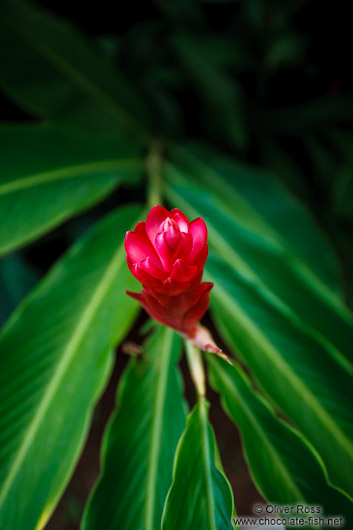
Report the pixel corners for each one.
[0,254,38,326]
[164,149,353,371]
[0,205,143,530]
[0,124,142,256]
[162,398,235,530]
[207,254,353,500]
[208,355,353,527]
[166,143,341,292]
[82,326,187,530]
[0,0,149,134]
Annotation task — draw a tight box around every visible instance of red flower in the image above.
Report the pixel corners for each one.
[124,205,221,353]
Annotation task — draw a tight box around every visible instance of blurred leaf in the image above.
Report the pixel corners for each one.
[165,148,353,498]
[304,134,338,185]
[206,254,353,500]
[171,32,248,150]
[156,0,206,26]
[0,254,38,326]
[334,168,353,219]
[266,33,308,70]
[0,124,142,256]
[324,130,353,218]
[256,94,353,135]
[259,136,311,200]
[162,398,236,530]
[328,129,353,164]
[208,355,353,525]
[164,146,353,369]
[95,34,121,61]
[82,326,187,530]
[0,205,143,530]
[0,0,149,134]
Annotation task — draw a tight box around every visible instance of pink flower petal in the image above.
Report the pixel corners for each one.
[170,259,198,282]
[125,207,212,335]
[171,208,189,232]
[189,218,207,262]
[126,290,144,303]
[133,221,147,237]
[128,262,162,288]
[165,224,181,250]
[132,290,185,331]
[189,270,203,289]
[155,231,174,269]
[154,277,193,296]
[145,205,170,247]
[182,282,213,331]
[126,254,134,269]
[139,257,168,282]
[171,232,193,264]
[194,244,208,268]
[147,283,211,314]
[124,231,161,267]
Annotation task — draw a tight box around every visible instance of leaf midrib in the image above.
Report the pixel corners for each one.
[6,13,143,133]
[144,327,174,530]
[210,278,353,462]
[210,361,303,501]
[199,398,217,530]
[0,230,128,505]
[165,181,353,374]
[167,155,346,318]
[0,159,141,196]
[165,165,353,325]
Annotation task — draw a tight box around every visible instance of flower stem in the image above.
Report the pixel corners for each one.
[146,140,164,209]
[185,340,206,397]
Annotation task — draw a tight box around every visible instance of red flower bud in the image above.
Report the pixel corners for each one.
[124,205,224,354]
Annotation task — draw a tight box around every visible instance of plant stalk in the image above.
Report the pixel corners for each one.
[185,340,206,397]
[146,140,164,209]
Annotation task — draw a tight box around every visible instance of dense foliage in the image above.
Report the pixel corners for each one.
[0,1,352,529]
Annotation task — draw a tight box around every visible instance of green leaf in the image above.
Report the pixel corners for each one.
[0,254,38,326]
[164,147,353,371]
[0,0,149,134]
[0,124,142,256]
[82,326,187,530]
[207,254,353,500]
[162,398,235,530]
[166,143,341,292]
[208,355,353,526]
[0,205,143,530]
[258,136,312,200]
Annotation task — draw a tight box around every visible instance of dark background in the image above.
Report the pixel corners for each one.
[1,1,353,527]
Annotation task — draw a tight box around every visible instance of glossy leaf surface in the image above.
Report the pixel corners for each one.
[164,151,353,498]
[0,254,38,326]
[162,398,235,530]
[0,124,142,256]
[208,355,353,526]
[166,143,341,291]
[0,205,143,530]
[207,254,353,500]
[82,326,187,530]
[0,0,149,133]
[164,149,353,369]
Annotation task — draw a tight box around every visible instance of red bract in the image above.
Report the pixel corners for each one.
[124,205,221,353]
